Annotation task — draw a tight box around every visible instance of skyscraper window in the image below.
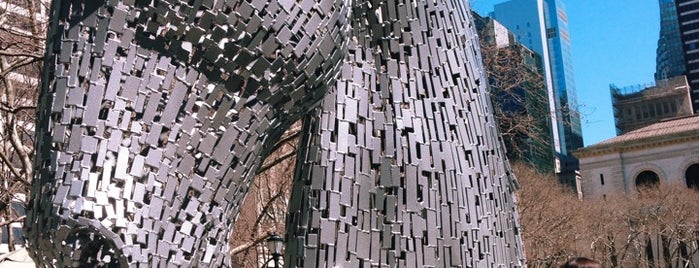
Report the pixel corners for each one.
[493,0,583,184]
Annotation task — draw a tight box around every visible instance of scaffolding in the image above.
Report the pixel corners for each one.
[610,76,693,134]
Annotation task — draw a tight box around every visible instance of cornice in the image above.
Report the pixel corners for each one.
[574,130,699,158]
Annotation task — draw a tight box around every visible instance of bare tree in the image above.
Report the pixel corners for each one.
[6,4,696,268]
[514,161,699,268]
[229,123,300,267]
[0,0,48,251]
[512,163,585,267]
[585,183,699,268]
[477,25,554,172]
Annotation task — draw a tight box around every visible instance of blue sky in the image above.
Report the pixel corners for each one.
[470,0,660,146]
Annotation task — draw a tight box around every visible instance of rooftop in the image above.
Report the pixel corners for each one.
[576,115,699,156]
[610,76,689,100]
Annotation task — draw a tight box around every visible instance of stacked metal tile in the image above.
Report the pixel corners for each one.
[27,0,349,266]
[25,0,524,267]
[286,0,525,267]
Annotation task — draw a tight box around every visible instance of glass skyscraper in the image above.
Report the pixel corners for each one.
[473,13,555,173]
[492,0,583,184]
[676,0,699,112]
[656,0,685,81]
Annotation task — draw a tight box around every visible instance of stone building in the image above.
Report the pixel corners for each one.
[611,75,693,135]
[574,115,699,199]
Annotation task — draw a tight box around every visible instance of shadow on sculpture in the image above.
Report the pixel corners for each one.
[26,0,525,267]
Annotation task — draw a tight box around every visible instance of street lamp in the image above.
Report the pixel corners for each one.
[264,234,283,268]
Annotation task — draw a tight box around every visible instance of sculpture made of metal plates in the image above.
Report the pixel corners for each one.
[286,2,526,267]
[25,0,524,267]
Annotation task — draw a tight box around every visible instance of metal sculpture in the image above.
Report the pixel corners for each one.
[26,0,524,267]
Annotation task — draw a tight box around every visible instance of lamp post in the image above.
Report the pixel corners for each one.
[264,234,283,268]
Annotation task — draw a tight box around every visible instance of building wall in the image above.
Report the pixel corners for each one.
[611,76,693,134]
[656,0,685,80]
[676,0,699,112]
[493,0,561,159]
[544,0,583,160]
[0,0,48,96]
[493,21,514,48]
[0,1,48,32]
[473,13,555,172]
[576,116,699,267]
[493,0,583,178]
[578,138,699,199]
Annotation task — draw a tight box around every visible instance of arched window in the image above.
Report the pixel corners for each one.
[685,164,699,189]
[635,170,660,189]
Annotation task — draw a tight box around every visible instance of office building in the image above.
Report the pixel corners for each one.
[656,0,686,81]
[0,0,48,88]
[608,0,693,136]
[676,0,699,112]
[492,0,583,185]
[474,13,555,173]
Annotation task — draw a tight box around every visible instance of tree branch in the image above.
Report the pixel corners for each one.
[0,50,43,59]
[268,127,301,154]
[0,149,29,187]
[0,57,39,78]
[230,231,276,255]
[0,104,36,114]
[258,149,297,174]
[251,186,287,235]
[0,215,25,228]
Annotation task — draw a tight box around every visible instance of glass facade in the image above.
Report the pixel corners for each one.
[676,0,699,112]
[493,0,583,181]
[655,0,685,81]
[473,13,555,173]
